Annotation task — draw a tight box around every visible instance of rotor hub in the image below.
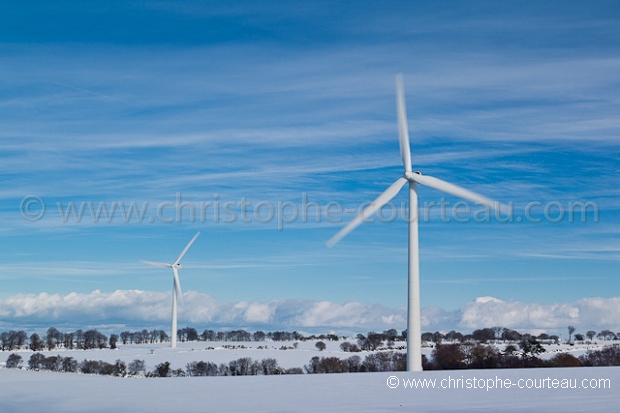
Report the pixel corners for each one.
[405,171,421,181]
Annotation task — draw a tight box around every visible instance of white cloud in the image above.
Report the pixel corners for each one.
[290,300,406,328]
[459,296,620,332]
[0,290,407,331]
[1,291,619,334]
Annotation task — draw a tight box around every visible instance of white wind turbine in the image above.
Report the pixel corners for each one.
[141,232,200,348]
[327,75,502,372]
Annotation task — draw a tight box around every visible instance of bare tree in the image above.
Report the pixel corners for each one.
[357,332,383,350]
[128,359,146,376]
[10,331,28,350]
[186,361,219,376]
[152,361,171,377]
[431,344,465,369]
[120,331,130,345]
[46,327,61,350]
[234,357,258,375]
[432,331,445,344]
[345,355,362,372]
[445,331,464,343]
[6,353,22,369]
[201,329,216,341]
[75,330,84,349]
[109,334,119,349]
[339,342,360,352]
[64,332,74,349]
[472,328,495,343]
[29,333,44,351]
[84,330,107,349]
[579,345,620,366]
[501,328,522,342]
[597,330,617,341]
[0,332,9,351]
[315,341,326,351]
[28,353,45,370]
[61,357,78,372]
[260,358,281,375]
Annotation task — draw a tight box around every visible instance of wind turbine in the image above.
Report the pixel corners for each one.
[141,232,200,348]
[326,75,502,372]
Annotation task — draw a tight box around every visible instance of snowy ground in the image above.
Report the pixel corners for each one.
[1,340,617,412]
[0,340,609,372]
[1,339,387,372]
[1,365,617,412]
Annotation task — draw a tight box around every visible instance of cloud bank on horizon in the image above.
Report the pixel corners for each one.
[1,290,618,336]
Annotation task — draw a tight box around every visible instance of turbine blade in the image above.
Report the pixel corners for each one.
[172,267,183,305]
[411,173,503,212]
[173,231,200,266]
[141,260,172,268]
[326,177,407,248]
[396,74,412,173]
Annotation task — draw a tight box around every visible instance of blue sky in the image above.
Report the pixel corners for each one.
[1,1,619,334]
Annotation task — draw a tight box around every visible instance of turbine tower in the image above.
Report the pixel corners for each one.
[142,232,200,348]
[327,75,502,371]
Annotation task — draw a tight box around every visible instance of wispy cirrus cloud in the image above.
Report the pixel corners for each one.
[0,1,618,313]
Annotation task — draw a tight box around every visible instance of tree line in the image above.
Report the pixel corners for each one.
[3,351,406,377]
[426,339,620,370]
[2,325,618,354]
[0,327,343,351]
[419,326,620,345]
[3,353,303,377]
[6,343,620,377]
[6,353,143,376]
[0,328,118,351]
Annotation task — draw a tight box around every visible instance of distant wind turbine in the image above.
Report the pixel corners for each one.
[327,75,503,372]
[141,232,200,348]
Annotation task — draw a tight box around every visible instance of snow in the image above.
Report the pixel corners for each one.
[0,366,617,412]
[1,340,371,372]
[0,340,618,412]
[0,339,612,372]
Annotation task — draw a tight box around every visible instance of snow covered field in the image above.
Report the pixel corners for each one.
[1,365,617,412]
[0,339,609,372]
[0,340,618,412]
[2,339,386,372]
